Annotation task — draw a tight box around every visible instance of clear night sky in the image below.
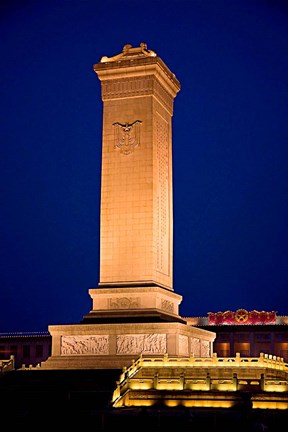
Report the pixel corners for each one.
[1,0,288,332]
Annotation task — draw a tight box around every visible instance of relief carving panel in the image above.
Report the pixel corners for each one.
[161,299,174,313]
[61,335,109,355]
[201,340,211,357]
[179,334,189,356]
[116,334,166,355]
[191,337,201,357]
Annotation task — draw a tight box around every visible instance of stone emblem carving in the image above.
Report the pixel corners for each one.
[109,297,139,309]
[113,120,142,155]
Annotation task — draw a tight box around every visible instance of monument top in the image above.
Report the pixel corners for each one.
[100,42,157,63]
[94,43,180,96]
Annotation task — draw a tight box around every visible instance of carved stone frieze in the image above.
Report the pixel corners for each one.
[101,76,173,113]
[116,334,166,355]
[179,334,189,356]
[191,337,201,357]
[153,79,174,114]
[201,340,211,357]
[102,76,153,100]
[161,299,174,313]
[61,335,109,355]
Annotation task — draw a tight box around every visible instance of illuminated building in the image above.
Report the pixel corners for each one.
[187,309,288,361]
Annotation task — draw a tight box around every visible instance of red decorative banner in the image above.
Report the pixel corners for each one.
[208,309,276,325]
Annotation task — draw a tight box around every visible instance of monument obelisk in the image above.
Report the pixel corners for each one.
[42,44,215,370]
[96,43,176,291]
[83,42,186,323]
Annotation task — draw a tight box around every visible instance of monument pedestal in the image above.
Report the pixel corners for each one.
[82,286,186,323]
[41,286,215,369]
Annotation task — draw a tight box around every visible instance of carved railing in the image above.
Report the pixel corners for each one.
[120,352,288,380]
[112,353,288,404]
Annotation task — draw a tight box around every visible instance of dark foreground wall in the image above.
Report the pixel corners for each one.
[0,369,287,431]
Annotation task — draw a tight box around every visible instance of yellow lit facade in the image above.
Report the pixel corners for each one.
[112,353,288,410]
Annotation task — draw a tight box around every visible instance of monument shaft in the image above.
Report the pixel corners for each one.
[94,44,180,291]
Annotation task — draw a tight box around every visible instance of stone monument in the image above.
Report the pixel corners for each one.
[41,43,215,370]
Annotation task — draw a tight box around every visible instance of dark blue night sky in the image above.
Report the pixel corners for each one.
[1,0,288,332]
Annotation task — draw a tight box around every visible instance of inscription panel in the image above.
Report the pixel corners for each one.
[156,114,169,276]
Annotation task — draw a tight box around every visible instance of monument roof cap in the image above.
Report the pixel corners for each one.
[100,42,157,63]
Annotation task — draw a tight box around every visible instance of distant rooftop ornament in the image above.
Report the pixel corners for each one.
[100,42,157,63]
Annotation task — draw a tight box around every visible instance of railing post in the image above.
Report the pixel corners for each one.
[154,372,158,390]
[180,372,184,390]
[260,373,265,391]
[206,372,211,390]
[233,372,238,391]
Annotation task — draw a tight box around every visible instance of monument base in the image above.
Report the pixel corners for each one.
[41,286,215,370]
[41,321,215,370]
